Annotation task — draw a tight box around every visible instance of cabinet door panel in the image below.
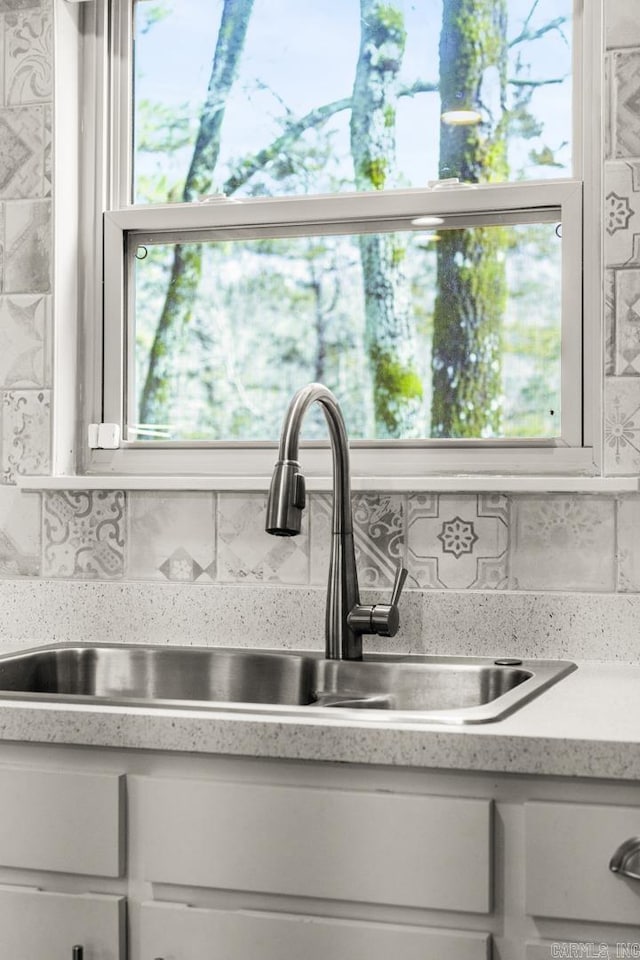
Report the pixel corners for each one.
[525,800,640,923]
[0,885,125,959]
[0,766,124,876]
[140,902,491,960]
[135,776,492,912]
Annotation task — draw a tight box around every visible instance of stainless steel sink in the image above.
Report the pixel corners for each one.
[0,643,575,724]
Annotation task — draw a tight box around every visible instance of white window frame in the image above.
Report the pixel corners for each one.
[64,0,603,484]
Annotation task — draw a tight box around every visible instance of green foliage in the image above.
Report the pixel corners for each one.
[360,158,388,190]
[372,4,407,45]
[134,0,567,442]
[528,145,564,168]
[137,1,172,35]
[369,345,423,436]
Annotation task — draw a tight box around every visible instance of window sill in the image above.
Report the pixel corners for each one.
[16,475,640,493]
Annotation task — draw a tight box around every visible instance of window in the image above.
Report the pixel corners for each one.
[81,0,598,479]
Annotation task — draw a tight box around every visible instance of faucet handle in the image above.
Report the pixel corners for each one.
[370,565,408,637]
[347,565,408,639]
[390,565,408,608]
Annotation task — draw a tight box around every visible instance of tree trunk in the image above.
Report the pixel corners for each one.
[350,0,422,438]
[431,0,508,438]
[139,0,254,428]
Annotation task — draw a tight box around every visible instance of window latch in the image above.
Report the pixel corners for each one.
[88,423,121,449]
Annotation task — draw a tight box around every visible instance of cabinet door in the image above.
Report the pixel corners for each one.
[0,766,124,876]
[525,800,640,924]
[0,885,125,959]
[140,901,491,960]
[135,776,492,912]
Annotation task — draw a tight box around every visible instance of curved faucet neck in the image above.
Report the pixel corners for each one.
[278,383,353,536]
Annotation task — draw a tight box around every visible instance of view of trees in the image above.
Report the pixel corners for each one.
[130,0,571,442]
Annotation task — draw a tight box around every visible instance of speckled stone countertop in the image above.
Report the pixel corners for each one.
[1,581,640,781]
[0,656,637,782]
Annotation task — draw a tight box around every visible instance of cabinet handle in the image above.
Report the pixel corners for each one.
[609,837,640,880]
[72,948,83,960]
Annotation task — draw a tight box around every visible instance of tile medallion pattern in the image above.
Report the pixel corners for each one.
[604,376,640,474]
[127,492,216,582]
[0,294,48,386]
[43,491,125,579]
[617,496,640,592]
[217,493,309,583]
[5,8,52,105]
[0,485,39,576]
[614,268,640,374]
[310,493,404,588]
[511,496,616,591]
[605,161,640,267]
[407,494,509,590]
[612,51,640,158]
[1,388,50,482]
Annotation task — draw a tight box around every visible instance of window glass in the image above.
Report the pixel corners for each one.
[130,219,562,442]
[132,0,573,204]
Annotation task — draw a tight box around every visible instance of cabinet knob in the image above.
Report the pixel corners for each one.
[72,948,84,960]
[609,837,640,881]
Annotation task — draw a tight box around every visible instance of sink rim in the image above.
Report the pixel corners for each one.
[0,642,577,725]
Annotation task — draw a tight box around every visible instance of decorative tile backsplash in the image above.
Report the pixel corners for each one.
[42,490,125,580]
[1,0,640,613]
[407,494,508,590]
[3,489,639,595]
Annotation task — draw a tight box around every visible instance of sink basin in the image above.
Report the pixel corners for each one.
[0,644,575,724]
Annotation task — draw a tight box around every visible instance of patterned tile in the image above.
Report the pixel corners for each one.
[605,269,616,375]
[612,51,640,158]
[605,161,640,268]
[310,493,404,588]
[0,1,44,10]
[217,493,309,583]
[617,495,640,592]
[127,492,216,582]
[0,486,40,576]
[615,269,640,374]
[511,496,616,592]
[407,494,509,590]
[0,203,4,292]
[43,103,51,197]
[0,107,43,198]
[43,491,125,579]
[0,294,48,386]
[3,199,51,292]
[604,54,613,162]
[5,8,52,105]
[604,376,640,474]
[2,388,50,482]
[606,0,640,50]
[0,17,4,108]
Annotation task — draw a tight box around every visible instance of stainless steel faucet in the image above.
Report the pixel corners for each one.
[266,382,407,660]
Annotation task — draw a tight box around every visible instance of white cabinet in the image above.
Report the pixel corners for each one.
[135,775,492,912]
[0,885,125,959]
[0,759,126,959]
[525,800,640,924]
[139,901,491,960]
[0,741,639,959]
[0,765,124,876]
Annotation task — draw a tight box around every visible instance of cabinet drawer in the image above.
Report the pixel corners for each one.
[0,885,125,959]
[0,766,124,876]
[525,800,640,923]
[135,776,492,912]
[140,902,491,960]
